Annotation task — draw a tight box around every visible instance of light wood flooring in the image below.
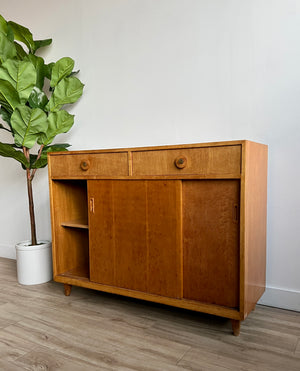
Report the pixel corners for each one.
[0,257,299,370]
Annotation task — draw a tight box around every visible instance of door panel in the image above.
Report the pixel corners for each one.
[88,180,115,285]
[88,180,147,291]
[183,180,240,308]
[89,180,182,297]
[147,181,182,298]
[113,181,148,291]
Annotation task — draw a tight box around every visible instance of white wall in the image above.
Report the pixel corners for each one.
[0,0,299,311]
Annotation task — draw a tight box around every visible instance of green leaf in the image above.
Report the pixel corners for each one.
[38,110,74,145]
[50,57,74,88]
[46,76,84,112]
[31,153,47,169]
[21,153,37,170]
[6,24,14,42]
[0,60,37,103]
[14,42,27,59]
[8,21,35,53]
[0,142,29,167]
[44,143,71,152]
[0,15,7,34]
[33,38,52,52]
[0,31,17,62]
[68,70,80,77]
[0,106,12,127]
[0,79,20,111]
[0,16,13,41]
[25,54,46,89]
[11,105,47,148]
[28,87,48,109]
[44,62,54,80]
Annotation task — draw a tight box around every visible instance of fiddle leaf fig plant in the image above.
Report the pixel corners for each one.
[0,14,84,246]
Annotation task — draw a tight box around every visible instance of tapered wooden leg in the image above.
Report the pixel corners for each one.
[231,319,241,336]
[64,283,72,296]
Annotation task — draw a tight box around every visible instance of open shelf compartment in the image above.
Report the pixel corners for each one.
[50,180,90,279]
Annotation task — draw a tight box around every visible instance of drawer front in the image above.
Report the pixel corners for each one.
[132,145,241,176]
[50,152,129,178]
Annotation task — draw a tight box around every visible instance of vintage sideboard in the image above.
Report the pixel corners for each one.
[48,140,268,335]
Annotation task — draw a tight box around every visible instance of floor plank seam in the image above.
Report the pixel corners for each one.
[294,338,300,355]
[11,342,42,364]
[175,346,192,366]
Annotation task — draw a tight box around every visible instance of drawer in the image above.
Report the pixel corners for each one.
[49,152,129,178]
[132,145,241,176]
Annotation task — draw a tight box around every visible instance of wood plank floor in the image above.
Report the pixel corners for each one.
[0,257,299,370]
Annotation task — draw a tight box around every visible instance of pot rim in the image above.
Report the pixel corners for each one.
[15,240,51,251]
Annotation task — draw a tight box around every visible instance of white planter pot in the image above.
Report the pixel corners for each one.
[15,240,53,285]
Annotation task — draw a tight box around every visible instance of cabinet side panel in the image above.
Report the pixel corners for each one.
[89,180,115,285]
[244,142,268,316]
[183,180,240,308]
[147,181,182,298]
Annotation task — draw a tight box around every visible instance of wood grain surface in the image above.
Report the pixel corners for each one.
[132,145,241,176]
[243,141,268,316]
[89,180,182,298]
[49,152,129,178]
[49,180,89,277]
[48,140,268,334]
[182,180,240,308]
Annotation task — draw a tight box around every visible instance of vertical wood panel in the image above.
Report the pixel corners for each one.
[147,181,182,298]
[113,181,148,291]
[89,180,182,298]
[183,180,240,308]
[89,180,148,290]
[244,142,268,316]
[89,180,115,285]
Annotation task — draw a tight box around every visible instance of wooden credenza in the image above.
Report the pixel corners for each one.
[48,140,268,335]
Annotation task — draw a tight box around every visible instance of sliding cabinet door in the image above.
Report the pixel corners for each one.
[88,180,182,298]
[183,180,240,308]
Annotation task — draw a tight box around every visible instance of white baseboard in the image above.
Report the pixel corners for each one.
[0,244,298,312]
[258,287,300,312]
[0,244,16,259]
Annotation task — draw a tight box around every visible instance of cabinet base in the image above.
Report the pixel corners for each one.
[60,279,243,335]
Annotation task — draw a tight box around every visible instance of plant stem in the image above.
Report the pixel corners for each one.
[26,169,37,245]
[30,144,44,180]
[23,147,37,245]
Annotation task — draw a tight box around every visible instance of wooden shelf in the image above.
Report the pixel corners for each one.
[61,219,89,229]
[59,265,89,280]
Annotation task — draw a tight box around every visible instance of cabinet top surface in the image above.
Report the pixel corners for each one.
[47,140,267,157]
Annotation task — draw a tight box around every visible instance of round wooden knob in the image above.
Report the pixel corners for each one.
[80,160,90,171]
[174,155,187,169]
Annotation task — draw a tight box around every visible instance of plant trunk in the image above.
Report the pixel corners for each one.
[26,170,37,246]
